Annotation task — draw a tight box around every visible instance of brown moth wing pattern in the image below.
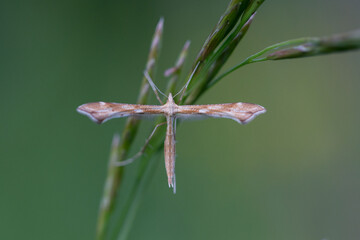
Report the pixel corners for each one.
[77,102,163,124]
[176,103,266,124]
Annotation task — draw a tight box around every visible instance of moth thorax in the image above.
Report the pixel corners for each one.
[165,93,176,116]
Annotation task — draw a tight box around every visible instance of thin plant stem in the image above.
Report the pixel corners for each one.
[96,18,164,240]
[96,134,120,239]
[206,37,314,89]
[208,29,360,90]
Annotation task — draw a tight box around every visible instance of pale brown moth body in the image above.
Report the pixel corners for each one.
[77,65,266,193]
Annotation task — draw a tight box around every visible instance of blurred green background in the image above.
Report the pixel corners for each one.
[1,0,360,239]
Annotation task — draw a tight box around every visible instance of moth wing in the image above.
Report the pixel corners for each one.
[177,102,266,124]
[77,102,161,124]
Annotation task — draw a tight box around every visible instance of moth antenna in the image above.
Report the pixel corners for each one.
[144,71,167,104]
[174,61,201,102]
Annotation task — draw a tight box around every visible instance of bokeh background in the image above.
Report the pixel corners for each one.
[1,0,360,239]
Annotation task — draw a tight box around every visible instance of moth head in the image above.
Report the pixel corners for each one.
[167,93,175,104]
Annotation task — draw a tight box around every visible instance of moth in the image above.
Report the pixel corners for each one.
[77,64,266,193]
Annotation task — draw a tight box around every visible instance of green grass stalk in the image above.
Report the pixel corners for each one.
[96,18,164,240]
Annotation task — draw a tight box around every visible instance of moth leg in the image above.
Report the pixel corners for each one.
[113,122,166,166]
